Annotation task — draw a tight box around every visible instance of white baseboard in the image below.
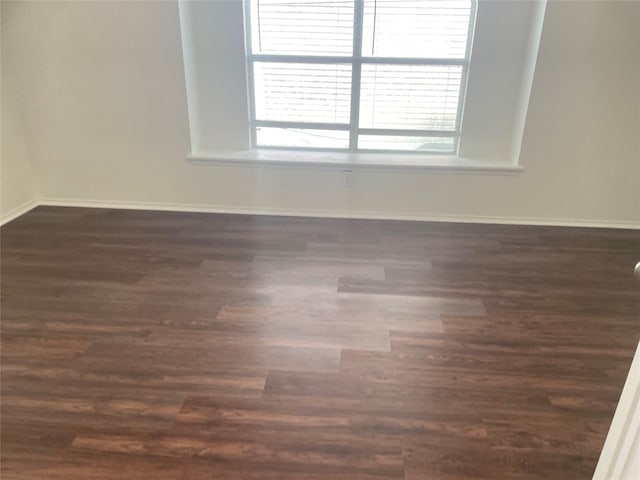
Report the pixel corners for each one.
[0,198,39,226]
[37,197,640,230]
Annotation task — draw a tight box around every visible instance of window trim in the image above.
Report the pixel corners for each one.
[243,0,477,155]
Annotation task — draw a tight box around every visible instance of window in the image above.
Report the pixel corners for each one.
[244,0,477,154]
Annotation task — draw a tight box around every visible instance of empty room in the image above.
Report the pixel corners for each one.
[1,0,639,478]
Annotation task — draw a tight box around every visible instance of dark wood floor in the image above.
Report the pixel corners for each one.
[1,206,639,479]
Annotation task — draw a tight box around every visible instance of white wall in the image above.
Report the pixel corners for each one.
[1,2,37,224]
[2,0,639,227]
[180,0,250,153]
[459,0,541,161]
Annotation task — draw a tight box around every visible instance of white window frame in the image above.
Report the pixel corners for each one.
[243,0,477,155]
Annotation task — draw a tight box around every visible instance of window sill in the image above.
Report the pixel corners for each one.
[187,150,523,174]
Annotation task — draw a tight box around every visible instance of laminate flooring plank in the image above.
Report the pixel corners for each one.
[1,206,638,479]
[75,341,342,376]
[69,432,405,477]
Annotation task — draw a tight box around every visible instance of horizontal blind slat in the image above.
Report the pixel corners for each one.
[250,0,355,56]
[362,0,472,59]
[359,64,463,130]
[254,63,353,124]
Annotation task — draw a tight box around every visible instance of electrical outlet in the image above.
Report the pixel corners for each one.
[343,169,353,187]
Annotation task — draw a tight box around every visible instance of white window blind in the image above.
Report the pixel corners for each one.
[245,0,476,153]
[250,0,354,56]
[254,63,352,124]
[361,1,472,59]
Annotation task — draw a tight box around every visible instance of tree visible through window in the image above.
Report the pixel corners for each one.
[245,0,476,153]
